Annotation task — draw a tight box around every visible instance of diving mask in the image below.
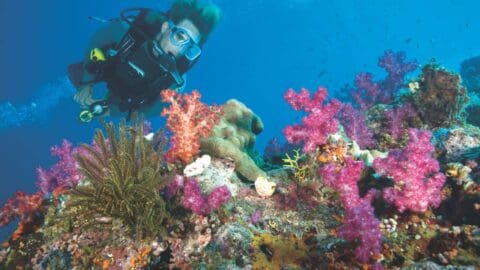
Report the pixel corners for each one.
[168,23,202,62]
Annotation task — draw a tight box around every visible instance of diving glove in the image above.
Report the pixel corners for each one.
[79,100,109,123]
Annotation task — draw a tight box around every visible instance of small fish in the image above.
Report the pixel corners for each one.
[144,132,155,141]
[405,38,412,44]
[260,244,273,261]
[88,16,119,23]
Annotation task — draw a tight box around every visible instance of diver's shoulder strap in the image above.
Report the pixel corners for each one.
[121,8,168,41]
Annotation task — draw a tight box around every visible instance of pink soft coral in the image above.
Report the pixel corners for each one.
[373,128,446,213]
[161,89,222,164]
[319,157,369,210]
[283,87,342,153]
[319,157,382,264]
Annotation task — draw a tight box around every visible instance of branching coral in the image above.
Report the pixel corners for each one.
[65,121,171,239]
[181,177,231,215]
[338,202,382,264]
[319,157,368,210]
[384,102,418,139]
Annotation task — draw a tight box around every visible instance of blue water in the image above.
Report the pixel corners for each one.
[0,0,479,237]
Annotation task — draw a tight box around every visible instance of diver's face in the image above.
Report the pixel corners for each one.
[156,19,201,58]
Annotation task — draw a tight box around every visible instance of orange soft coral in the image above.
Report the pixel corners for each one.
[161,89,222,164]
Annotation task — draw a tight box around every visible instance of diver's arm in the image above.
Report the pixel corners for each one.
[74,84,95,108]
[74,21,129,107]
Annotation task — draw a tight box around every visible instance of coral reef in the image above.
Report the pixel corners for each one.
[1,56,479,269]
[434,125,480,162]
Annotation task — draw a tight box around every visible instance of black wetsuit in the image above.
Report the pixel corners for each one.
[69,13,185,118]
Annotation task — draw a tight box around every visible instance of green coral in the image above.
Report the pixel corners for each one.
[64,121,171,239]
[200,99,267,182]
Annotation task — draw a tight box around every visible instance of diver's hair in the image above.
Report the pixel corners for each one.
[167,0,222,45]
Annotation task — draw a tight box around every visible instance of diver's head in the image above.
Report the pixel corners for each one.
[167,0,222,46]
[153,1,222,59]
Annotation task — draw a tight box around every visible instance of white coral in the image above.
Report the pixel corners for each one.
[184,155,211,177]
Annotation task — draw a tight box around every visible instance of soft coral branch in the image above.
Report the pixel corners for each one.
[336,103,376,148]
[161,89,222,164]
[352,50,417,110]
[36,139,83,194]
[283,87,342,153]
[319,158,382,264]
[0,191,44,240]
[373,128,446,213]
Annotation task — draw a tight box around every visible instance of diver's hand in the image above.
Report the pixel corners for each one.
[74,85,98,107]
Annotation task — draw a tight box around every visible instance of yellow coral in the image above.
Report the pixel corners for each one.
[251,233,308,270]
[282,149,308,182]
[446,162,472,186]
[129,246,152,269]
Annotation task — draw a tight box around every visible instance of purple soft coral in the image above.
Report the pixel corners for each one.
[373,129,446,213]
[339,201,382,264]
[36,140,83,194]
[352,50,417,110]
[336,103,376,148]
[283,87,342,153]
[182,177,231,215]
[379,50,418,95]
[384,102,418,139]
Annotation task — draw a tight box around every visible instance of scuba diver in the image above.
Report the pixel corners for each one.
[68,0,222,122]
